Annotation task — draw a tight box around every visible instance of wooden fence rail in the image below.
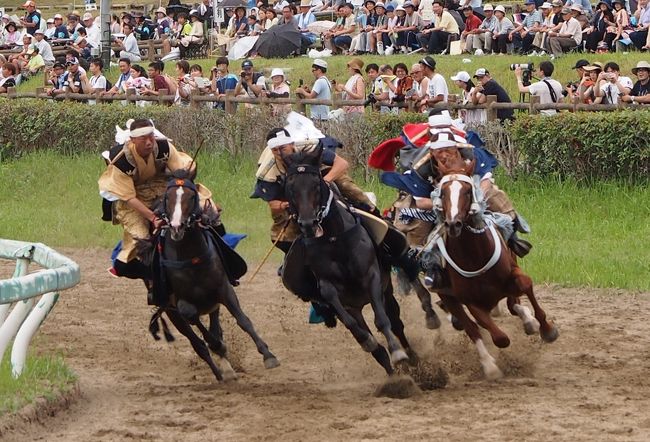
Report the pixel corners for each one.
[1,88,641,120]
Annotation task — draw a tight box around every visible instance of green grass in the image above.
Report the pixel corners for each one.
[1,151,649,290]
[17,52,650,103]
[0,353,77,415]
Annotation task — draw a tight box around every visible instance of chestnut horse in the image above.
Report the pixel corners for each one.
[432,149,559,379]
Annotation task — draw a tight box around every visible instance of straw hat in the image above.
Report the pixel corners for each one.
[347,58,364,71]
[631,61,650,74]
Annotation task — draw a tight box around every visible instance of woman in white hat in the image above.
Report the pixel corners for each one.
[451,70,486,124]
[492,5,514,54]
[264,68,292,116]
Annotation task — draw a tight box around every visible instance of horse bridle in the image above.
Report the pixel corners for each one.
[434,173,481,216]
[285,163,334,227]
[160,177,203,229]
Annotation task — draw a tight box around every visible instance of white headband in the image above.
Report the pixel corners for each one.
[427,131,472,150]
[266,133,294,150]
[129,126,155,138]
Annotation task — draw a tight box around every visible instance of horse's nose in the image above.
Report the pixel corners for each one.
[445,220,463,237]
[298,218,318,230]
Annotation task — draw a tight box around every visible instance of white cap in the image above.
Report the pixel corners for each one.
[474,67,489,77]
[46,18,54,23]
[494,5,506,13]
[540,2,552,8]
[395,5,406,11]
[34,28,44,34]
[54,13,63,19]
[271,68,285,78]
[483,3,494,10]
[82,12,93,21]
[375,2,385,7]
[312,58,328,69]
[450,71,470,83]
[570,4,582,11]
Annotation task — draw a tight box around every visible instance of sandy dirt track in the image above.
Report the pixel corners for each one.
[4,248,650,441]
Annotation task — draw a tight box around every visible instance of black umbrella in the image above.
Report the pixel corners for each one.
[219,0,248,8]
[254,24,302,58]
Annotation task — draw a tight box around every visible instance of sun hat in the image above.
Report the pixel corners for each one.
[483,4,494,10]
[583,64,602,71]
[540,2,552,8]
[395,5,406,12]
[83,12,93,21]
[347,57,364,70]
[313,58,328,69]
[473,67,489,77]
[300,0,311,6]
[375,2,386,8]
[561,7,572,14]
[551,0,562,6]
[156,7,167,14]
[271,67,285,78]
[404,1,415,8]
[570,4,582,11]
[450,71,471,82]
[386,4,395,11]
[524,0,536,5]
[494,5,506,13]
[631,61,650,74]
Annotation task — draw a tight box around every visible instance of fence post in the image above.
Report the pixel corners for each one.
[126,87,135,104]
[571,95,579,113]
[158,88,169,106]
[190,89,201,109]
[295,93,306,115]
[332,91,342,110]
[224,89,235,114]
[529,94,540,115]
[486,95,497,122]
[147,40,155,61]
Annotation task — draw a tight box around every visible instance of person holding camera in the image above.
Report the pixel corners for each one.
[594,62,633,104]
[473,68,514,121]
[515,61,563,115]
[295,59,332,121]
[234,59,266,100]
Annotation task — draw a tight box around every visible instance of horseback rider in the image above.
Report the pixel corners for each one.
[98,118,221,303]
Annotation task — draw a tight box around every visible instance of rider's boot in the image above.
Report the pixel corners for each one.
[484,184,533,258]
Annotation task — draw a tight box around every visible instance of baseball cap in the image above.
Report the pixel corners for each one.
[540,2,552,8]
[404,1,415,7]
[474,68,489,77]
[551,0,562,6]
[450,71,471,83]
[524,0,536,4]
[241,59,253,68]
[46,18,54,23]
[572,59,590,69]
[65,58,79,66]
[83,12,94,21]
[483,4,494,10]
[386,4,395,11]
[34,29,44,35]
[271,68,284,78]
[22,0,35,7]
[494,5,506,12]
[54,13,63,19]
[419,56,436,69]
[312,58,328,69]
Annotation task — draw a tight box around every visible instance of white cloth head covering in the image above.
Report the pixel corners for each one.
[115,119,168,144]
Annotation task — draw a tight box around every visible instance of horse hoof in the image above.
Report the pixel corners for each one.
[264,356,280,369]
[406,347,420,366]
[425,314,441,330]
[391,349,409,365]
[493,335,510,348]
[541,325,559,343]
[484,365,504,381]
[222,369,238,382]
[361,335,379,352]
[523,320,540,335]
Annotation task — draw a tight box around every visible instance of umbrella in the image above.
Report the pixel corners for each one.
[219,0,248,8]
[307,20,336,35]
[228,35,258,60]
[253,23,302,58]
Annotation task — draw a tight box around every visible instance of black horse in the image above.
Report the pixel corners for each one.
[141,171,279,381]
[281,147,413,375]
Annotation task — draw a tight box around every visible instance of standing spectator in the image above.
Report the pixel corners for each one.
[451,70,487,123]
[118,23,141,62]
[396,1,425,53]
[460,5,483,53]
[62,58,83,93]
[20,0,41,36]
[577,63,602,103]
[174,59,192,106]
[472,68,514,121]
[85,58,107,92]
[594,61,633,104]
[52,14,69,39]
[516,61,563,115]
[211,56,239,110]
[492,5,515,54]
[585,1,615,52]
[418,0,460,54]
[198,0,214,30]
[547,7,582,55]
[419,56,448,110]
[621,61,650,104]
[33,29,54,66]
[410,62,428,111]
[264,68,292,115]
[295,58,332,121]
[510,0,542,54]
[101,57,132,96]
[46,61,66,95]
[297,0,317,51]
[335,57,366,114]
[0,63,17,93]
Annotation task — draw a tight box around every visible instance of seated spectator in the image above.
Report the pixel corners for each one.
[246,15,263,36]
[606,0,632,50]
[133,13,154,41]
[33,29,54,66]
[451,70,487,124]
[235,59,266,100]
[188,64,211,94]
[67,14,82,40]
[84,57,107,92]
[117,23,141,62]
[531,2,556,53]
[278,5,298,26]
[61,58,84,94]
[211,56,239,110]
[155,8,172,37]
[8,34,33,74]
[2,22,22,47]
[24,46,44,77]
[379,64,397,104]
[621,61,650,104]
[262,67,292,115]
[585,1,615,52]
[366,63,391,112]
[492,5,515,54]
[469,4,497,54]
[546,7,582,55]
[82,12,101,49]
[125,64,151,96]
[509,0,542,54]
[368,2,388,54]
[0,62,17,93]
[110,14,121,35]
[273,0,290,13]
[163,12,192,56]
[460,5,483,53]
[71,36,92,61]
[409,62,428,112]
[386,62,414,110]
[630,0,650,50]
[396,1,424,53]
[51,14,69,40]
[565,0,594,18]
[297,0,317,52]
[263,9,278,29]
[594,61,633,104]
[418,1,460,54]
[44,18,56,39]
[226,7,248,37]
[325,3,357,54]
[46,61,66,95]
[179,10,205,58]
[577,63,602,103]
[335,57,366,114]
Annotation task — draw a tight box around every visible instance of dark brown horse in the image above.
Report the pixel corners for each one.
[432,149,559,379]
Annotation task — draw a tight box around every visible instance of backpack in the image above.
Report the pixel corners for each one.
[105,78,112,91]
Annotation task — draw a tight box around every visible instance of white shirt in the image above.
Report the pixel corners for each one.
[34,39,54,63]
[311,76,331,120]
[85,24,101,48]
[599,76,633,104]
[90,74,107,90]
[559,17,582,45]
[528,77,563,115]
[426,73,449,102]
[123,32,139,54]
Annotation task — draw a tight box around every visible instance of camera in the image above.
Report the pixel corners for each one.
[510,63,534,71]
[363,93,377,107]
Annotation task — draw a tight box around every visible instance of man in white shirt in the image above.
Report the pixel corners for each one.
[82,12,101,49]
[419,55,448,110]
[118,23,141,62]
[594,61,633,104]
[547,8,582,55]
[295,58,332,120]
[33,29,54,65]
[515,61,563,115]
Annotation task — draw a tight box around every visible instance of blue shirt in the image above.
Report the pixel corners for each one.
[214,73,239,110]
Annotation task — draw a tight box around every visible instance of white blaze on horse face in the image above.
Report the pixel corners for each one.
[449,180,462,222]
[170,187,185,228]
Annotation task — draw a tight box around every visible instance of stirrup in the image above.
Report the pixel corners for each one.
[508,234,533,258]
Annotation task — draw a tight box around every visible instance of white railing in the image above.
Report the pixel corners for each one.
[0,239,80,377]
